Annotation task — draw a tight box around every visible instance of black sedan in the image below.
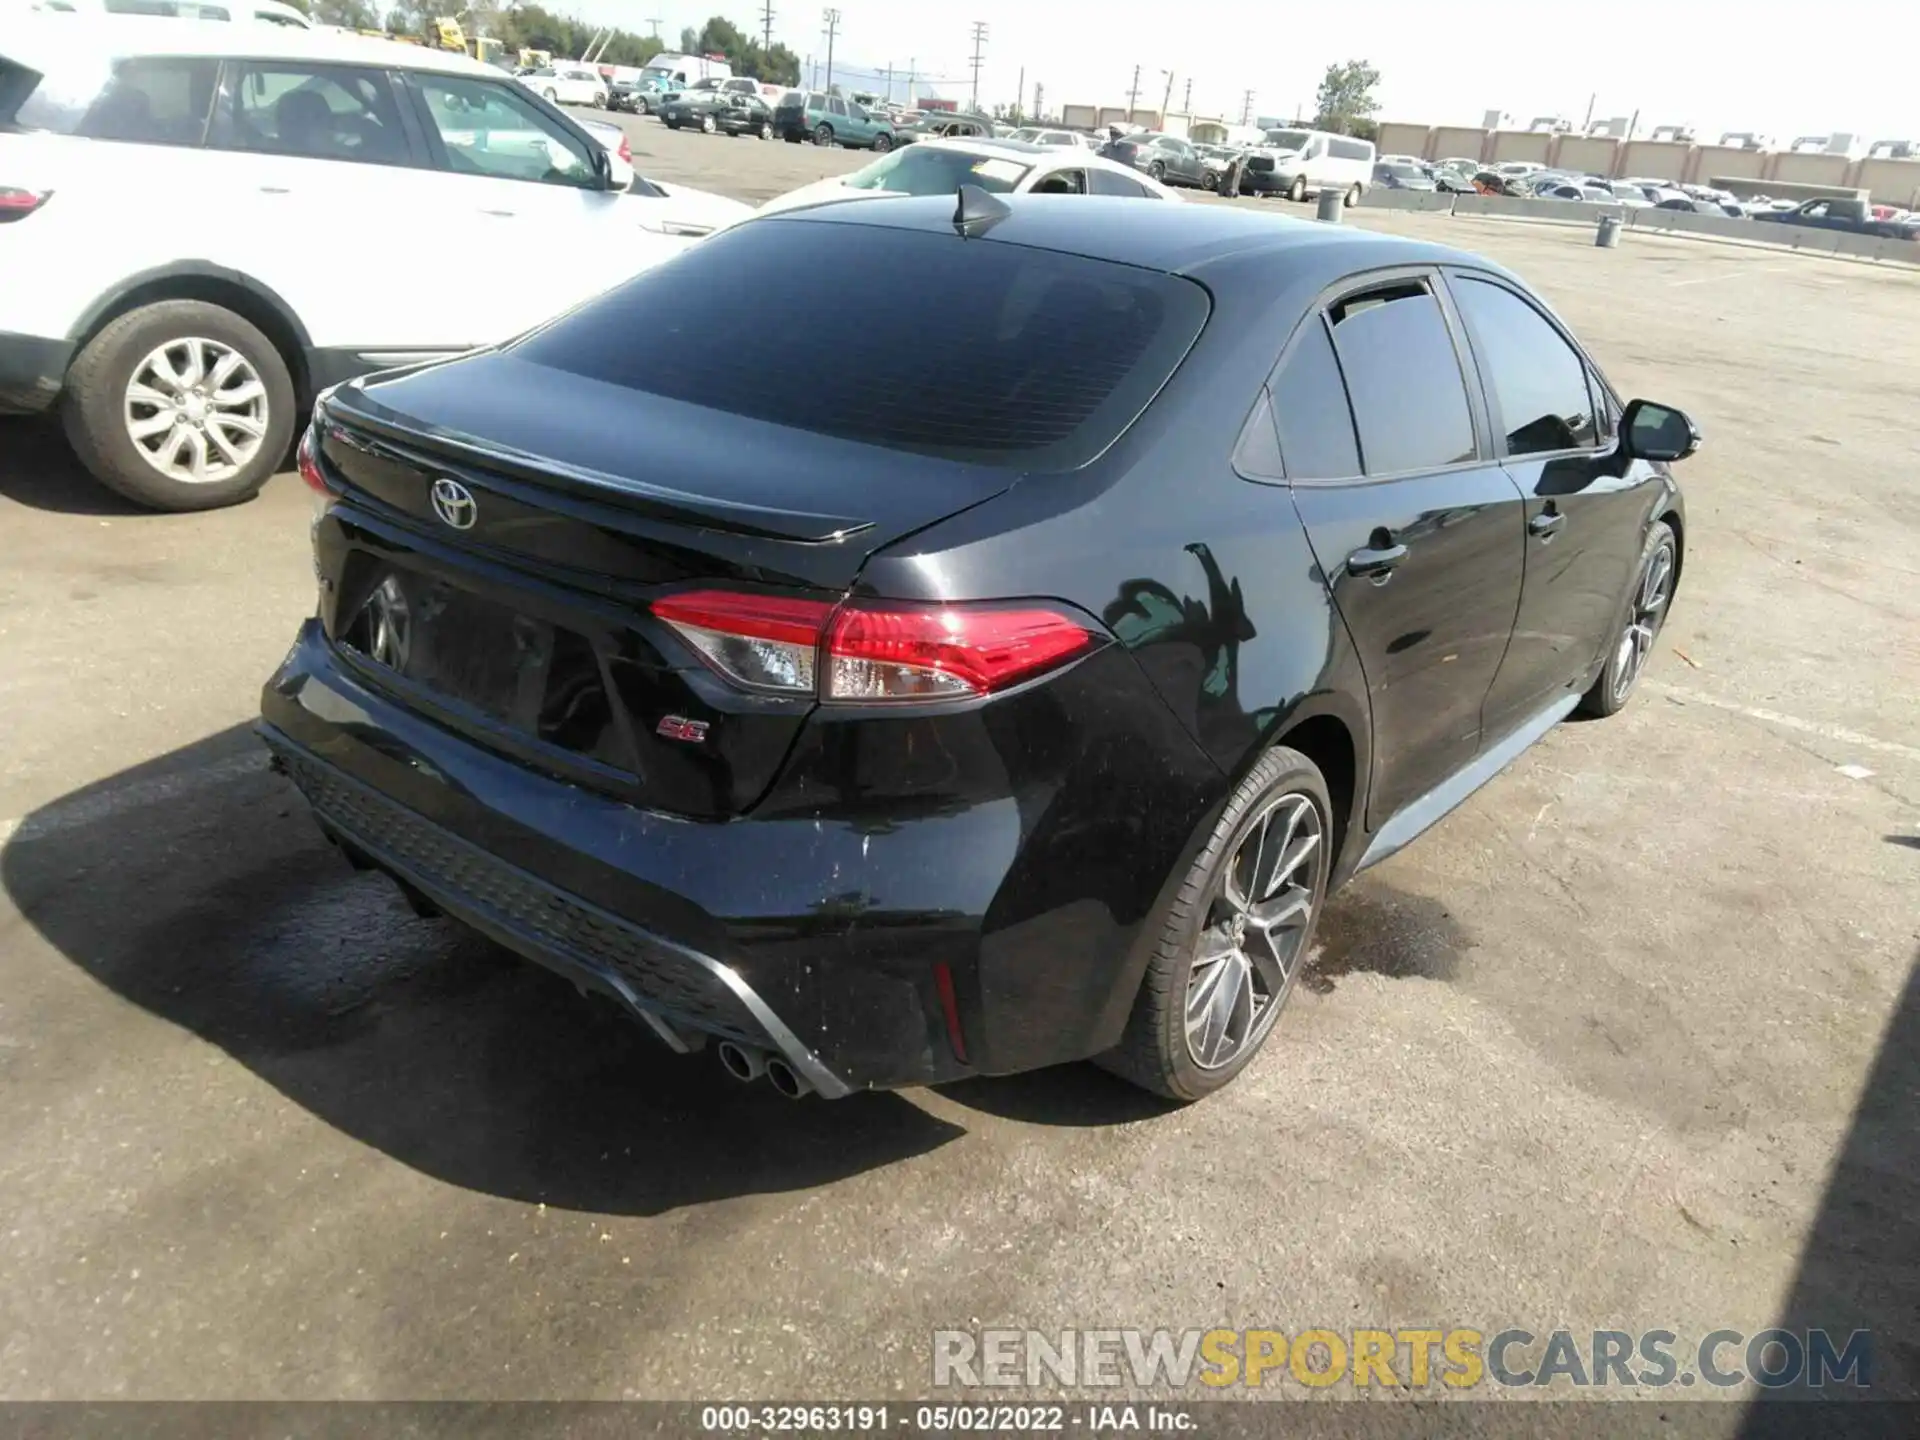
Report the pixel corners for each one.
[272,196,1697,1102]
[658,89,734,133]
[713,93,776,139]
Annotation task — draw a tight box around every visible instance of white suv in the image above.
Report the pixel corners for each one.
[0,18,745,510]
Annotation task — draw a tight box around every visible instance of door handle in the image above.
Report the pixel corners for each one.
[1345,542,1408,579]
[1528,509,1567,539]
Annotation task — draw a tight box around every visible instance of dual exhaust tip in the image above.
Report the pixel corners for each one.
[717,1039,813,1099]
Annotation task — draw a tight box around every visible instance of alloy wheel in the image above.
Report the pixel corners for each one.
[122,337,268,486]
[1184,791,1323,1070]
[1612,539,1675,703]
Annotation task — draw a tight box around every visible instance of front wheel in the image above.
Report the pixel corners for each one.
[1579,520,1678,717]
[1098,747,1332,1101]
[759,122,774,141]
[61,299,296,512]
[700,113,717,134]
[543,88,557,103]
[635,97,651,115]
[1287,175,1308,202]
[814,122,834,146]
[871,132,893,153]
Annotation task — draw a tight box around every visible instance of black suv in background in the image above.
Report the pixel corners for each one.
[1098,130,1208,187]
[268,199,1696,1104]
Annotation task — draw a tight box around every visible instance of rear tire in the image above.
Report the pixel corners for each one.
[1578,520,1677,718]
[700,113,717,134]
[760,122,774,141]
[1345,183,1362,208]
[1097,747,1333,1101]
[1148,160,1166,181]
[814,122,834,146]
[61,299,295,513]
[543,88,557,103]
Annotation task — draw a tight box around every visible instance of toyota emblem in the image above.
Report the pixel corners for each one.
[429,477,477,530]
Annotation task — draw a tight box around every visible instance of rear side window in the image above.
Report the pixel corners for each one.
[1270,319,1361,481]
[221,63,408,166]
[515,219,1210,469]
[1450,277,1596,455]
[1089,168,1151,197]
[1327,282,1476,475]
[70,56,220,145]
[1328,137,1372,161]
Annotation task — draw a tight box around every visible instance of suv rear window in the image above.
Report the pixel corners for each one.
[515,219,1209,469]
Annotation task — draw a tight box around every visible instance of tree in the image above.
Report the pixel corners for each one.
[1314,59,1380,136]
[309,0,379,27]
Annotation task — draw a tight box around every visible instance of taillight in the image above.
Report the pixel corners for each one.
[651,590,1101,702]
[296,423,326,495]
[0,186,52,222]
[618,134,632,164]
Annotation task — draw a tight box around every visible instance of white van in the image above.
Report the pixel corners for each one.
[20,0,312,24]
[637,51,733,89]
[1245,126,1376,205]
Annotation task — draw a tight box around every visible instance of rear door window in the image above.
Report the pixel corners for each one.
[513,219,1211,469]
[1088,167,1151,197]
[220,62,409,166]
[1269,318,1362,481]
[1326,281,1477,475]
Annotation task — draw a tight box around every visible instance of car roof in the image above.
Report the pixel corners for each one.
[1,13,498,78]
[763,193,1492,280]
[906,137,1176,193]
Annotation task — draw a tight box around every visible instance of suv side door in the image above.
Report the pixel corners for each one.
[1445,270,1665,736]
[401,69,676,345]
[1272,273,1530,830]
[207,58,433,355]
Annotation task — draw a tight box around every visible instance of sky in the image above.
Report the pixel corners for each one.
[564,0,1918,141]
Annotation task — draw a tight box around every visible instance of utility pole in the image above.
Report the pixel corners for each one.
[882,61,893,105]
[968,21,988,114]
[1126,64,1140,123]
[1183,77,1192,115]
[1240,89,1254,126]
[761,1,775,60]
[1015,66,1024,122]
[645,18,662,39]
[822,8,839,94]
[1033,80,1043,121]
[1160,69,1174,126]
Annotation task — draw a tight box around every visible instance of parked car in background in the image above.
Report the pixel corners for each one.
[1543,182,1618,202]
[1098,130,1208,187]
[1658,195,1743,217]
[713,93,776,140]
[267,197,1696,1103]
[516,61,606,108]
[1753,197,1920,239]
[658,86,737,132]
[759,136,1180,216]
[0,15,721,510]
[1372,160,1436,191]
[771,90,896,149]
[26,0,314,24]
[1432,167,1476,194]
[899,110,998,144]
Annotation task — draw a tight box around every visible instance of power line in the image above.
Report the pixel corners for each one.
[822,8,839,94]
[968,21,988,114]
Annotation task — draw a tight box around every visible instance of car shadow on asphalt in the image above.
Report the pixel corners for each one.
[1739,945,1920,1417]
[1,725,965,1216]
[0,416,148,516]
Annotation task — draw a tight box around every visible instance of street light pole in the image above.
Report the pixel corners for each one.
[822,8,839,94]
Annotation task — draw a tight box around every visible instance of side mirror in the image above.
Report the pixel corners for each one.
[590,143,620,191]
[1621,399,1701,462]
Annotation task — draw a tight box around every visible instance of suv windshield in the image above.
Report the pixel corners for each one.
[1383,163,1423,180]
[844,146,1032,194]
[1262,128,1310,150]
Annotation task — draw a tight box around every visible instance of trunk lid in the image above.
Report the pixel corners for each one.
[312,351,1018,819]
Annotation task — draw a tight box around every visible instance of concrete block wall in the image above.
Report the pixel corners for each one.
[1376,120,1920,206]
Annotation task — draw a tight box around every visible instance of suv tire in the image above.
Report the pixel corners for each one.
[61,299,295,513]
[1097,746,1333,1101]
[871,132,892,153]
[814,122,834,146]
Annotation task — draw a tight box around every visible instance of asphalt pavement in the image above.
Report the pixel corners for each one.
[1,118,1915,1407]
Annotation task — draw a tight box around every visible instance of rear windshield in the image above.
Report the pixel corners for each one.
[2,50,218,139]
[514,219,1209,469]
